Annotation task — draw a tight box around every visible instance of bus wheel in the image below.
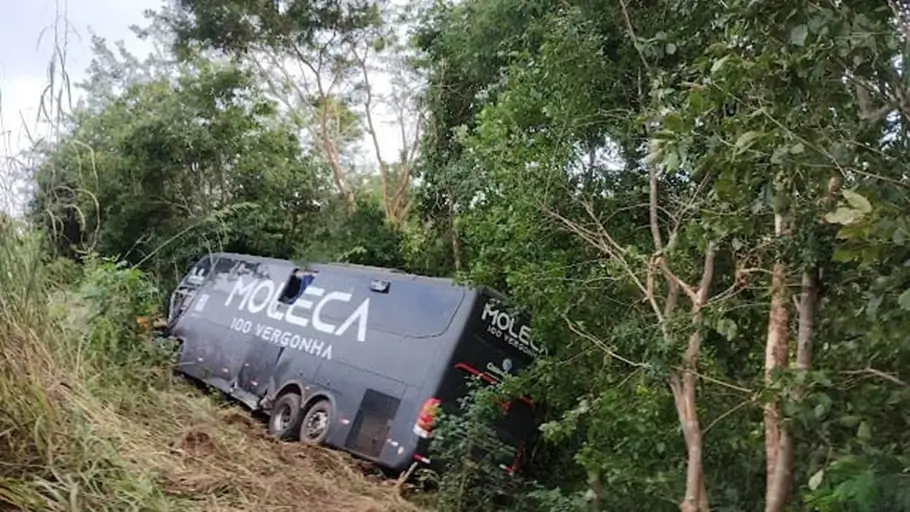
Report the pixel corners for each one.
[267,392,304,441]
[299,399,332,445]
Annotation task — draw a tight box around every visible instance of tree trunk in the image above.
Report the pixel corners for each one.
[318,100,355,208]
[448,194,463,271]
[764,213,790,502]
[673,244,715,512]
[766,268,819,512]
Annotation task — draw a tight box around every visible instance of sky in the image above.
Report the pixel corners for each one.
[0,0,406,217]
[0,0,160,214]
[0,0,160,146]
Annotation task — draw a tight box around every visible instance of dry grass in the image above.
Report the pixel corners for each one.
[0,225,427,512]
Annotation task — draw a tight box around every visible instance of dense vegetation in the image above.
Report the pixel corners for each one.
[3,0,910,510]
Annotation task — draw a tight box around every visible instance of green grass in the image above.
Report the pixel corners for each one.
[0,221,425,511]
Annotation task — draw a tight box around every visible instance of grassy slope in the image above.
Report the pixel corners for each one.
[0,228,424,512]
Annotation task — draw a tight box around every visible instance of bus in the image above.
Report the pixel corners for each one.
[164,252,545,475]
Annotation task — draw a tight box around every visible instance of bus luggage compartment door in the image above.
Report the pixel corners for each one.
[235,339,283,399]
[344,389,401,459]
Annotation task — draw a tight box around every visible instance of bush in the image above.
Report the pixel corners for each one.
[431,384,532,512]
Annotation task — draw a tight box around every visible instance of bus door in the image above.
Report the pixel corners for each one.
[234,264,310,401]
[174,255,241,385]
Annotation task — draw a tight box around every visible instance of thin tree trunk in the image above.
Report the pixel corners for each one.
[318,105,354,208]
[587,469,604,512]
[673,244,715,512]
[764,212,790,501]
[766,268,820,512]
[650,165,712,512]
[448,194,463,271]
[765,177,835,509]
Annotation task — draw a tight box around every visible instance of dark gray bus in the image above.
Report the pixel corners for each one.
[164,252,545,474]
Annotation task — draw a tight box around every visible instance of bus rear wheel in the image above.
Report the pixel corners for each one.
[299,399,332,445]
[268,392,304,441]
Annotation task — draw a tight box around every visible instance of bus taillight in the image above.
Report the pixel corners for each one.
[413,397,441,438]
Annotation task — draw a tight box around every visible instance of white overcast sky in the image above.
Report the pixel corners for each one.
[0,0,161,147]
[0,0,404,216]
[0,0,161,214]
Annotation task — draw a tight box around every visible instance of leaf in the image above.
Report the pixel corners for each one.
[789,142,805,154]
[663,112,685,132]
[770,146,789,164]
[665,42,677,55]
[735,131,762,151]
[840,415,861,427]
[866,294,883,317]
[830,246,855,261]
[711,55,731,75]
[808,469,825,491]
[813,402,827,419]
[664,150,680,172]
[790,24,809,46]
[898,289,910,311]
[716,318,738,340]
[835,224,865,240]
[842,189,872,214]
[824,207,864,225]
[857,421,872,440]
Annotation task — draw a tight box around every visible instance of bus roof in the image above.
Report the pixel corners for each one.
[205,252,477,290]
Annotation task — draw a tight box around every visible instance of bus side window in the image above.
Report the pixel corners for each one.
[279,268,316,304]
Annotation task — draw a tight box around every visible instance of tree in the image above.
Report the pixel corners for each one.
[414,0,910,510]
[163,0,424,224]
[30,43,326,280]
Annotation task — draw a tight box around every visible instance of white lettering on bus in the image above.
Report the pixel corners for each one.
[230,316,333,360]
[481,300,546,357]
[224,276,370,343]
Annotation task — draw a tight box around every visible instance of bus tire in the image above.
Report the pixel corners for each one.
[299,399,332,446]
[268,392,304,441]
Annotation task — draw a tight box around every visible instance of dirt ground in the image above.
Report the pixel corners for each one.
[138,386,432,512]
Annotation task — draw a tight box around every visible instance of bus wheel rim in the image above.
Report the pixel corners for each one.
[304,411,328,440]
[274,404,291,432]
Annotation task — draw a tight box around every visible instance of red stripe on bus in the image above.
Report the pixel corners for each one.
[453,362,535,406]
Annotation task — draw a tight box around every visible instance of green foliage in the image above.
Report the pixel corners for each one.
[167,0,382,56]
[804,456,910,512]
[431,383,531,512]
[31,54,320,272]
[415,0,910,510]
[296,194,406,268]
[28,37,404,282]
[0,221,51,329]
[0,221,171,510]
[75,257,163,364]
